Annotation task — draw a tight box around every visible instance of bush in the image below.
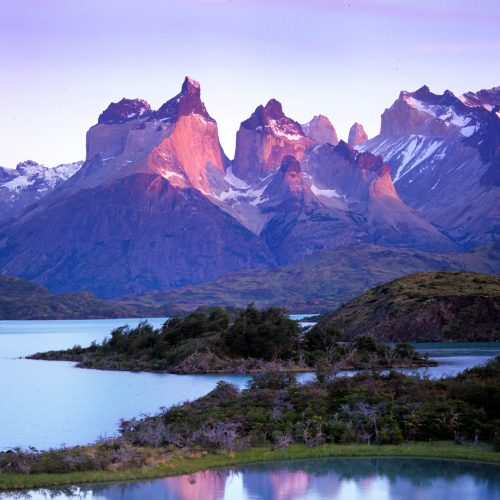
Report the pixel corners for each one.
[223,305,300,361]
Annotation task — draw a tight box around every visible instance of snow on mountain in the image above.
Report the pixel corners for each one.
[0,160,82,219]
[359,85,499,248]
[0,79,497,298]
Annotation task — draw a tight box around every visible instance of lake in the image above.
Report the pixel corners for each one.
[0,318,498,451]
[4,457,500,499]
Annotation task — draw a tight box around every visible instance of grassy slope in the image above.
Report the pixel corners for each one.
[0,275,182,320]
[123,243,500,313]
[1,443,498,492]
[319,271,500,342]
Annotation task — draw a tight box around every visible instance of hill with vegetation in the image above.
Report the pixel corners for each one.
[319,271,500,342]
[123,243,500,313]
[28,306,431,373]
[0,274,181,320]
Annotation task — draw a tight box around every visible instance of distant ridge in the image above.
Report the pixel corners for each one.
[0,274,181,320]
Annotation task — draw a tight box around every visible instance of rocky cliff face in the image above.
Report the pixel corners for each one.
[0,160,82,220]
[232,99,313,182]
[359,85,500,248]
[348,122,368,146]
[74,77,228,194]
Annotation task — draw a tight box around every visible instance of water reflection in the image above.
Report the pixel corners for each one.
[8,458,500,499]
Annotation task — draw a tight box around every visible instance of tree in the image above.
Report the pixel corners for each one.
[223,305,300,361]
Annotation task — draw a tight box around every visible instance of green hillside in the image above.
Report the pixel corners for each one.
[319,271,500,342]
[0,275,181,320]
[124,243,500,313]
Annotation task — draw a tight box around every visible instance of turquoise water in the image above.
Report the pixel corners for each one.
[0,319,498,451]
[7,458,500,499]
[0,318,251,451]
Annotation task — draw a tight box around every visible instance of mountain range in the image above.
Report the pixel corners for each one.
[0,78,498,300]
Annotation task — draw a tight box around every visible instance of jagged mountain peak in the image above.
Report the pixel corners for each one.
[155,76,215,123]
[98,98,152,125]
[241,98,304,138]
[332,140,357,162]
[302,115,339,145]
[348,122,368,146]
[0,160,82,219]
[182,76,201,93]
[400,86,463,109]
[233,99,310,182]
[381,85,482,138]
[15,160,45,175]
[460,86,500,111]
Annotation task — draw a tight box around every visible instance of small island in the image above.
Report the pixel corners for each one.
[28,305,433,374]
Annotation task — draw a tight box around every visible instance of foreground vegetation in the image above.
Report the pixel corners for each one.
[2,356,499,490]
[320,271,500,342]
[28,305,431,373]
[1,442,498,492]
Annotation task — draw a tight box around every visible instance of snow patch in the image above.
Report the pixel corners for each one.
[267,119,303,141]
[461,125,477,137]
[3,176,34,191]
[162,171,185,180]
[311,185,342,198]
[224,166,249,189]
[404,95,476,131]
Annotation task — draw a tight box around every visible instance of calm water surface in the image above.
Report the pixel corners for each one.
[6,458,500,499]
[0,319,498,451]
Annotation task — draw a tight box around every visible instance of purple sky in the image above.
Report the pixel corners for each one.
[1,0,499,167]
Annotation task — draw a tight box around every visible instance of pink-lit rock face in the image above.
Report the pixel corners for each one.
[84,76,228,193]
[302,115,339,145]
[459,86,500,110]
[278,155,310,196]
[348,122,368,146]
[233,99,312,182]
[155,76,215,124]
[147,112,227,192]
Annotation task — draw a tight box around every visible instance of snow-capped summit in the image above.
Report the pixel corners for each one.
[233,99,312,182]
[0,160,82,219]
[359,84,500,248]
[240,99,305,140]
[459,86,500,111]
[381,86,480,139]
[155,76,215,124]
[98,98,152,124]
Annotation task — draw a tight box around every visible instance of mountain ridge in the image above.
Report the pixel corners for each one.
[0,79,498,299]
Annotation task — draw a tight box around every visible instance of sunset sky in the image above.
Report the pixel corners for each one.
[1,0,499,167]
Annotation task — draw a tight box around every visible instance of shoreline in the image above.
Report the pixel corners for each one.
[1,442,499,492]
[25,355,436,375]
